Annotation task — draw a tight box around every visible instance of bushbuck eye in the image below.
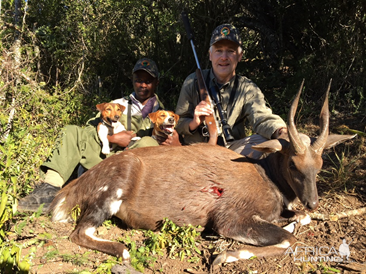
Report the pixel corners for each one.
[289,161,297,171]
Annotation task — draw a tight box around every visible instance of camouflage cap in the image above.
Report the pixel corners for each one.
[132,58,159,78]
[210,24,242,47]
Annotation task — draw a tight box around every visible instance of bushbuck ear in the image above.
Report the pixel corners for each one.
[252,139,283,153]
[324,134,357,150]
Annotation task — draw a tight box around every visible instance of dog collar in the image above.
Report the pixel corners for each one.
[101,119,113,128]
[101,119,114,136]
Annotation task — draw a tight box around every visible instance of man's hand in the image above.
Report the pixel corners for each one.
[156,130,181,146]
[107,131,136,147]
[271,127,288,139]
[189,100,213,132]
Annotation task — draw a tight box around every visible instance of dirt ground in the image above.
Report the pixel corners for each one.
[12,114,366,274]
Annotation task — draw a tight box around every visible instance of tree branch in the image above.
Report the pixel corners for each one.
[310,207,366,221]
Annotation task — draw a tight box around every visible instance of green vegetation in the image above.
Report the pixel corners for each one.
[298,261,342,273]
[1,0,365,273]
[321,149,359,191]
[121,218,202,272]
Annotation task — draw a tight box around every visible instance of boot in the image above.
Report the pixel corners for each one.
[18,182,61,213]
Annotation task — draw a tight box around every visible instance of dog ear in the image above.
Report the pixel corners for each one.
[167,111,179,123]
[117,103,126,113]
[174,113,179,123]
[96,103,106,112]
[148,112,157,123]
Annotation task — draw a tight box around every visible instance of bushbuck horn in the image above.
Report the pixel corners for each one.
[312,79,331,154]
[288,79,306,154]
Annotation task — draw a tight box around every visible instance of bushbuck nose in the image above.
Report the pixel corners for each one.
[305,200,319,210]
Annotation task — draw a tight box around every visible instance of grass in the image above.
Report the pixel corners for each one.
[61,252,92,266]
[298,261,342,273]
[320,146,360,192]
[120,218,202,272]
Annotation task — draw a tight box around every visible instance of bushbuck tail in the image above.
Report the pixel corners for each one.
[49,81,356,266]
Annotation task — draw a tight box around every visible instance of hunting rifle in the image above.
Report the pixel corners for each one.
[181,11,234,146]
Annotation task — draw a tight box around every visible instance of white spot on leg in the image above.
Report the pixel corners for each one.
[283,197,293,210]
[274,240,291,249]
[52,197,71,222]
[98,186,109,192]
[85,227,110,242]
[116,189,123,198]
[225,256,239,263]
[283,221,296,233]
[238,250,255,260]
[122,249,130,261]
[224,250,255,263]
[300,214,311,226]
[85,227,96,237]
[110,200,122,215]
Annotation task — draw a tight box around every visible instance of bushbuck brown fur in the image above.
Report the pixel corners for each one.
[50,81,356,266]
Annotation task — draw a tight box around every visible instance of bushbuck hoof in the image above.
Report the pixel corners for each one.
[212,249,256,266]
[122,249,131,263]
[212,251,228,266]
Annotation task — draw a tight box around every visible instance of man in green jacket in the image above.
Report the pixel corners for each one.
[18,57,180,212]
[175,24,287,158]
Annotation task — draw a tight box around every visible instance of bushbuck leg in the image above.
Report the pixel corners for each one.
[212,216,297,265]
[50,158,143,261]
[69,211,130,261]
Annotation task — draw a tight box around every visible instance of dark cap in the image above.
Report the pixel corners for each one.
[210,24,242,47]
[132,58,159,78]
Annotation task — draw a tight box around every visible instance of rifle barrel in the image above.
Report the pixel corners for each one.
[181,11,220,145]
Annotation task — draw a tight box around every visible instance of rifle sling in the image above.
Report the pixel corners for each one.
[204,71,238,111]
[127,99,132,131]
[197,71,238,146]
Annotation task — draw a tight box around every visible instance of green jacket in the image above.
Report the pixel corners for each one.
[42,93,165,181]
[175,69,286,145]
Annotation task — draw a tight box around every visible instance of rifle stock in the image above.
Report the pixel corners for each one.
[196,69,218,145]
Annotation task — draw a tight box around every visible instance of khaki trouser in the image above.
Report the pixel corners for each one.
[228,134,268,160]
[42,125,158,187]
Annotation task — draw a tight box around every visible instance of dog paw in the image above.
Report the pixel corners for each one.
[102,147,110,154]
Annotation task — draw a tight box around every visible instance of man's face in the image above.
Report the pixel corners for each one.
[209,40,243,84]
[132,70,159,104]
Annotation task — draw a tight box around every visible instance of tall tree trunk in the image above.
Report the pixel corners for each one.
[13,0,21,69]
[3,0,22,141]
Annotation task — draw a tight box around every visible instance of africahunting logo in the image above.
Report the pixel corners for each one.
[285,239,353,263]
